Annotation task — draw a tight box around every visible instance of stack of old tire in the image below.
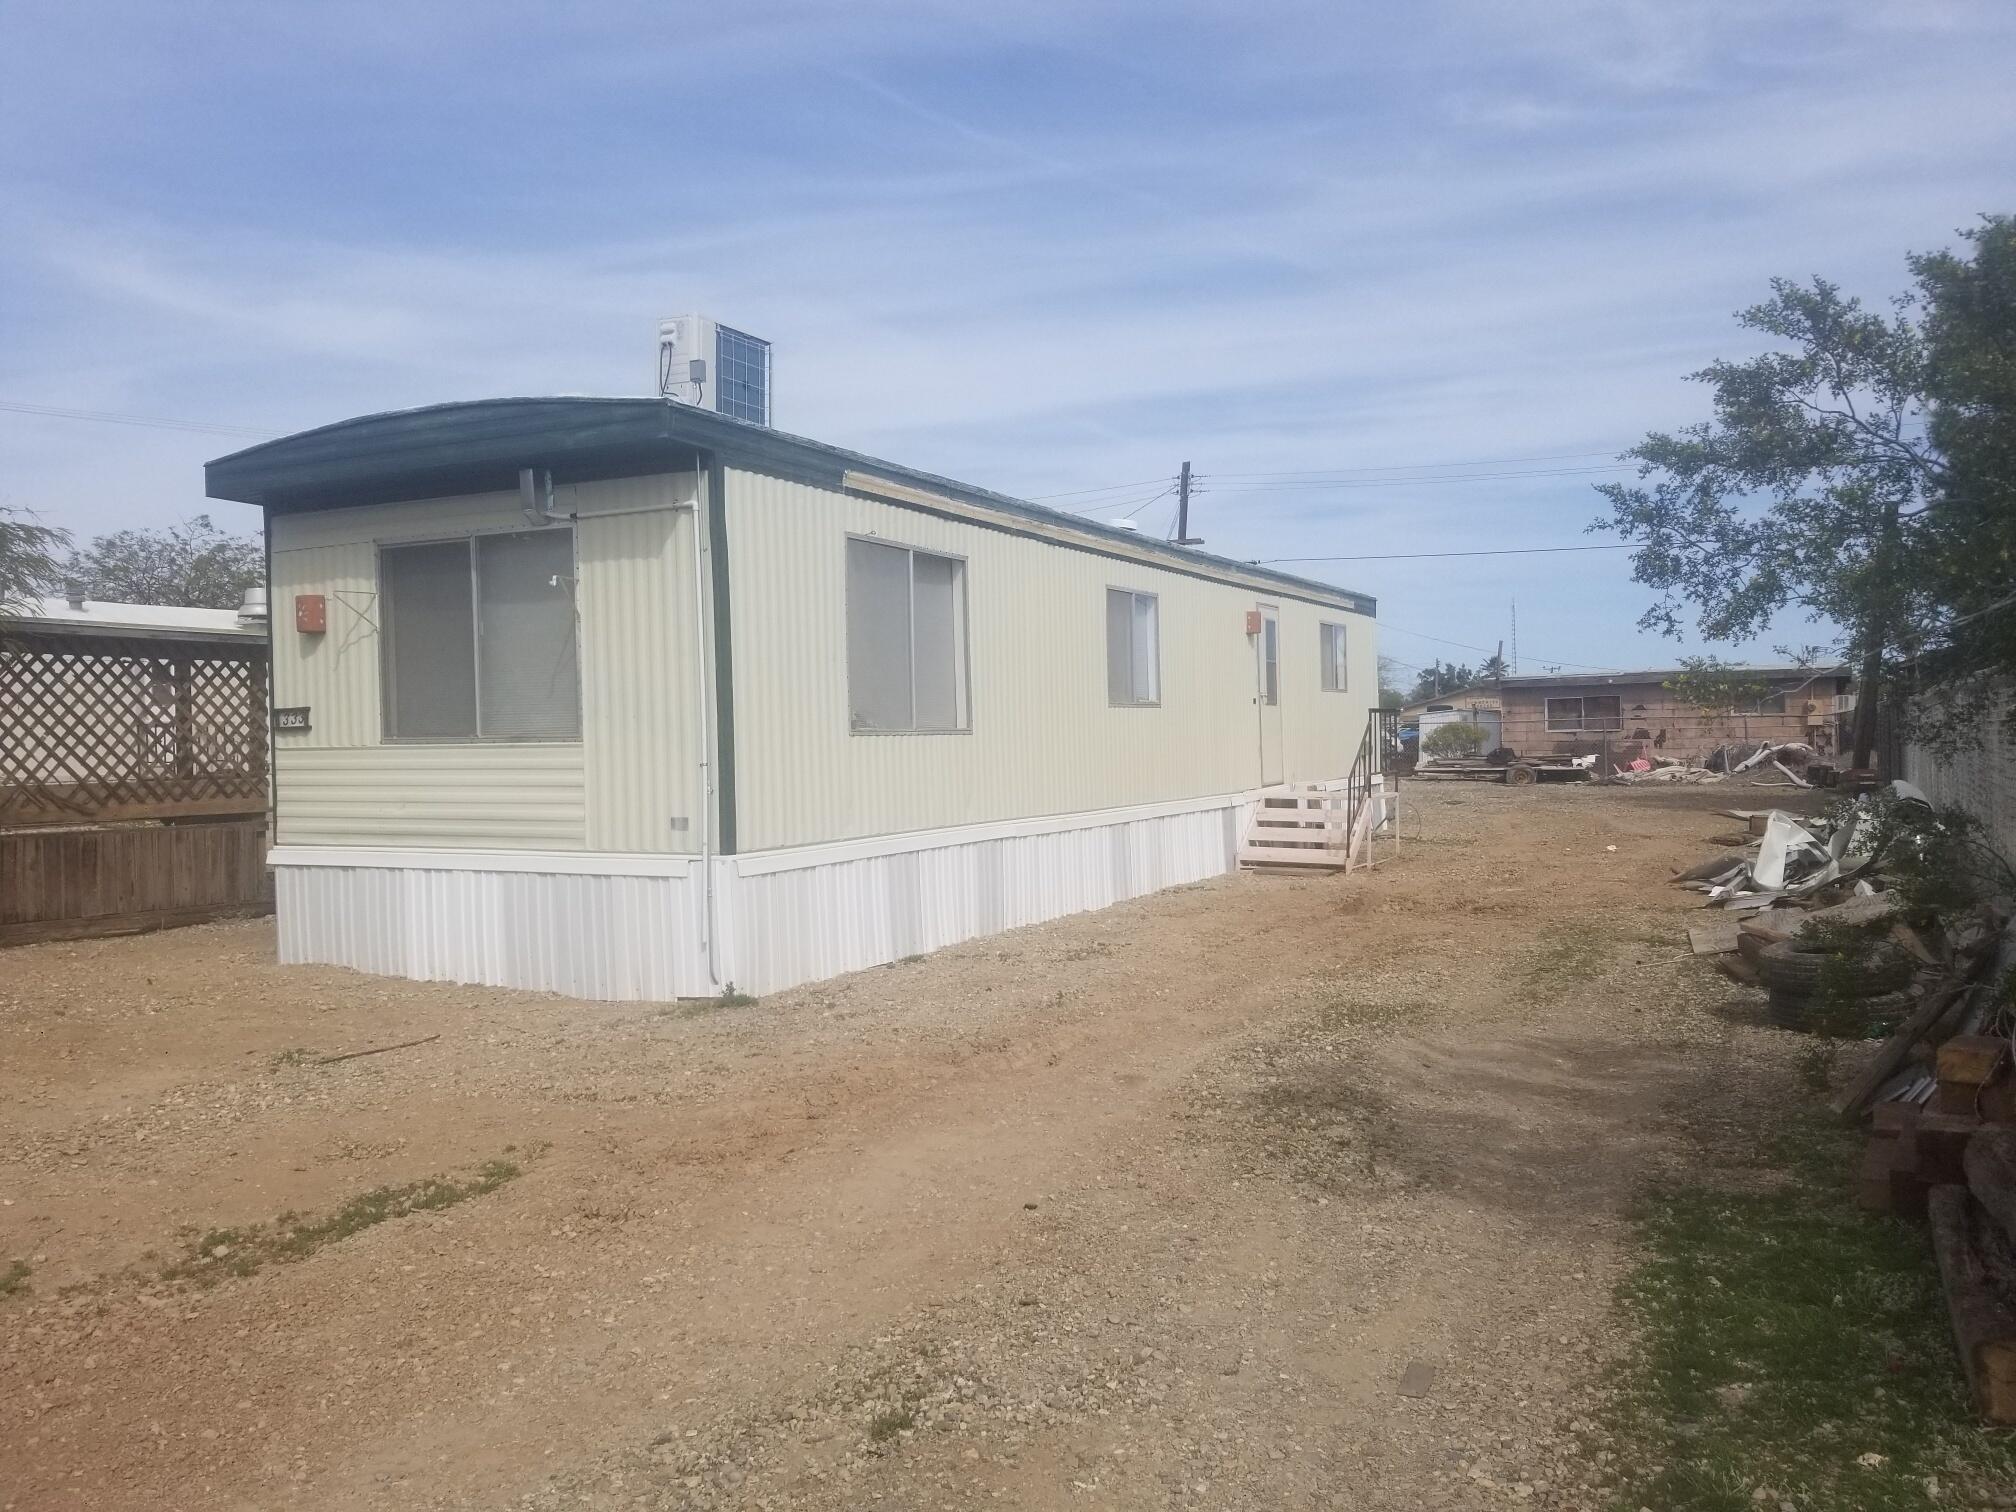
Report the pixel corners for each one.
[1746,929,1916,1032]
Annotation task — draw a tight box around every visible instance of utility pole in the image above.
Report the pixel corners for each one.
[1174,461,1202,545]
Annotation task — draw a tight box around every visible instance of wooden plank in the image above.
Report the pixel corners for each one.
[0,900,272,948]
[1832,982,1973,1122]
[1966,1130,2016,1250]
[1939,1036,2011,1089]
[1928,1185,2016,1424]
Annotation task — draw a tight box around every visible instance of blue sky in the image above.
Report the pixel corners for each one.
[3,1,2011,683]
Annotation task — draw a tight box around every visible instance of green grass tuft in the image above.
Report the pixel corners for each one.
[160,1156,523,1288]
[1606,1109,2016,1509]
[867,1407,915,1442]
[0,1259,30,1297]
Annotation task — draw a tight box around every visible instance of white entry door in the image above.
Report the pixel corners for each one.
[1255,603,1283,785]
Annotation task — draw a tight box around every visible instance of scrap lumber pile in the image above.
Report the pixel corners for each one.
[1612,740,1839,788]
[1929,1127,2016,1423]
[1678,777,2016,1422]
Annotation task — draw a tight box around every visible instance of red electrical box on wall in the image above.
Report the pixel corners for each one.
[1244,609,1264,636]
[295,594,327,634]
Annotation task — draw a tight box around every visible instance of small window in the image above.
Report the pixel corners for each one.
[1320,622,1348,692]
[1544,694,1622,733]
[380,529,579,741]
[846,538,969,732]
[1261,612,1279,706]
[1106,589,1160,706]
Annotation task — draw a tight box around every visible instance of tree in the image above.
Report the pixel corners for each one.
[1663,655,1777,744]
[1593,217,2016,765]
[1479,652,1510,682]
[67,515,262,610]
[1422,720,1486,758]
[1406,661,1475,704]
[0,505,68,617]
[1909,217,2016,748]
[1377,655,1408,710]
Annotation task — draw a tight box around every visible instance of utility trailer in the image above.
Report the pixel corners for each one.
[1410,756,1594,786]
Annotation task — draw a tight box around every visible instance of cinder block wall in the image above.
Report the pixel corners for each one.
[1905,680,2016,867]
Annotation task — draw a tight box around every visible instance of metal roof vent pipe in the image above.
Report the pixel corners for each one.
[65,578,87,611]
[237,584,269,625]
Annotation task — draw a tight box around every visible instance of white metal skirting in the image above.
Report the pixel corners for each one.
[271,795,1246,1001]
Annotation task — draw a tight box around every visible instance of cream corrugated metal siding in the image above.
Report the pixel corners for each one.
[269,473,699,853]
[575,480,703,852]
[723,470,1377,853]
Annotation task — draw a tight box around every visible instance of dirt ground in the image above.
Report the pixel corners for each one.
[1,781,1824,1511]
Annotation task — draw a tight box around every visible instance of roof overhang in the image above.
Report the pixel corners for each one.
[207,397,1375,616]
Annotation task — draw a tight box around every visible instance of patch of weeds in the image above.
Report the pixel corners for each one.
[159,1155,523,1288]
[665,987,758,1019]
[269,1046,318,1068]
[1797,1041,1839,1093]
[886,954,927,968]
[867,1408,915,1442]
[1520,923,1615,997]
[0,1259,30,1297]
[1606,1106,2016,1509]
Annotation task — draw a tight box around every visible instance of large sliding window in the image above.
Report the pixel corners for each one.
[845,537,969,732]
[1105,588,1160,706]
[380,528,580,741]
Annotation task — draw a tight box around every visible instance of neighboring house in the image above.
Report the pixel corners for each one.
[1496,666,1852,767]
[1397,685,1500,722]
[206,397,1380,1000]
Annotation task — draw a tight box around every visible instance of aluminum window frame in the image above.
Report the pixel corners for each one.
[1543,693,1622,733]
[1105,586,1162,708]
[843,533,973,736]
[376,523,581,744]
[1319,621,1349,693]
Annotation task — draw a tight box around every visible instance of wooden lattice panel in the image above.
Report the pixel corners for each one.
[0,630,268,826]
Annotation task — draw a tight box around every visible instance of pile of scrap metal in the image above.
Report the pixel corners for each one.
[1677,781,1998,1037]
[1616,756,1726,784]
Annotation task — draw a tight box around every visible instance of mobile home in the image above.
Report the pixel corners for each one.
[207,398,1379,998]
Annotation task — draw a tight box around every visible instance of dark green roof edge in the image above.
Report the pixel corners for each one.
[206,397,1376,616]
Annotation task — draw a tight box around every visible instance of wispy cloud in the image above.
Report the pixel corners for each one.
[0,0,2010,668]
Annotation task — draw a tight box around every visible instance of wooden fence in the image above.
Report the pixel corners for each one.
[1,620,272,945]
[0,819,273,946]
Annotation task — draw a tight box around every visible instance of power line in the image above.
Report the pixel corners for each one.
[1257,543,1633,564]
[1202,448,1628,479]
[1380,621,1624,674]
[0,398,273,440]
[1026,476,1173,501]
[1201,464,1633,493]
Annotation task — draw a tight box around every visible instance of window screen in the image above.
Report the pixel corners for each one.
[1320,622,1348,692]
[1545,696,1583,732]
[1584,694,1623,730]
[1260,612,1279,705]
[382,542,477,738]
[846,539,967,732]
[1105,589,1159,705]
[380,529,579,740]
[476,531,580,738]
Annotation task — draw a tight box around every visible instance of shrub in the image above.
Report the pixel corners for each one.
[1422,721,1487,758]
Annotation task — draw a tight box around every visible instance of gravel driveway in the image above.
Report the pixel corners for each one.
[1,783,1806,1510]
